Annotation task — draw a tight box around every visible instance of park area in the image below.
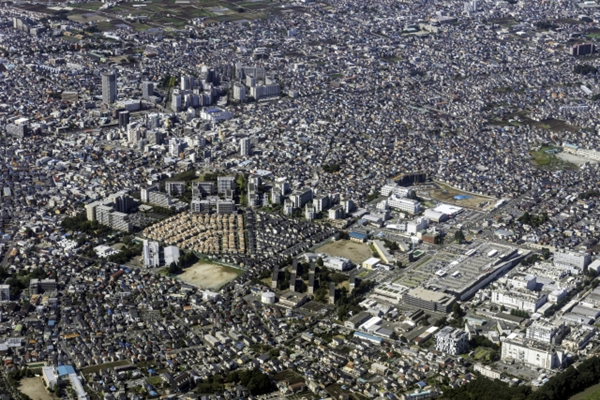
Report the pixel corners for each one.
[19,377,53,400]
[178,261,243,290]
[424,181,494,210]
[315,240,372,264]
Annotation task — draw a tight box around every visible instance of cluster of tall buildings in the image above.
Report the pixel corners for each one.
[85,191,137,232]
[189,176,236,214]
[171,71,222,112]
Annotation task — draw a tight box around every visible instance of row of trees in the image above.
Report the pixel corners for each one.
[61,213,111,238]
[196,369,274,396]
[517,212,549,228]
[445,356,600,400]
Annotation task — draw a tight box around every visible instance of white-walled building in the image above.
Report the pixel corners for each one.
[501,339,565,370]
[323,256,351,271]
[491,289,547,313]
[388,196,420,214]
[434,327,469,355]
[554,251,591,271]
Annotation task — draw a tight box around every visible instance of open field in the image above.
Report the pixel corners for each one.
[557,152,598,165]
[529,146,578,170]
[178,261,243,290]
[18,378,53,400]
[315,240,372,264]
[424,181,494,210]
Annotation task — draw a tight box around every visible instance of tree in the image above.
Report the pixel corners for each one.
[454,230,465,243]
[452,303,463,318]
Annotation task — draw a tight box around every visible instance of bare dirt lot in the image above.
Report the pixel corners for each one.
[19,377,53,400]
[178,262,242,290]
[422,181,495,210]
[315,240,372,264]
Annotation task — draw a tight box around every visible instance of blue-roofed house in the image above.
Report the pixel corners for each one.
[56,365,75,377]
[349,232,368,243]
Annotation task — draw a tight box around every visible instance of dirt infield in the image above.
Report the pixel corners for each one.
[19,378,53,400]
[178,262,242,290]
[315,240,372,264]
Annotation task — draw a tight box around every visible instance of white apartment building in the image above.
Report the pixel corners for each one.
[434,327,469,355]
[143,240,160,268]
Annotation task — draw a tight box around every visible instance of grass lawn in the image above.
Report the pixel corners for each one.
[148,376,162,386]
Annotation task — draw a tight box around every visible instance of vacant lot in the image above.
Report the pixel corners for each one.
[426,181,494,210]
[178,261,242,290]
[19,378,53,400]
[315,240,372,264]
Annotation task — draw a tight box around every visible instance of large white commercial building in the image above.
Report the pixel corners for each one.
[323,256,352,271]
[200,107,233,123]
[526,321,567,344]
[491,289,547,313]
[501,339,565,370]
[387,195,420,214]
[434,327,469,355]
[380,184,414,198]
[554,251,591,271]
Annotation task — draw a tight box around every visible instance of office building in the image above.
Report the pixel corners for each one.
[190,199,210,213]
[501,339,565,369]
[118,111,130,131]
[250,83,281,100]
[101,72,117,104]
[141,184,160,203]
[526,321,567,345]
[216,199,236,214]
[345,311,372,329]
[164,246,180,266]
[240,137,251,156]
[491,289,547,313]
[142,81,154,99]
[217,176,235,193]
[271,266,279,290]
[434,327,469,355]
[554,251,591,271]
[402,287,455,313]
[388,196,420,213]
[305,204,316,221]
[571,43,595,56]
[314,195,330,212]
[323,256,351,271]
[143,240,161,268]
[148,191,174,209]
[290,187,313,208]
[0,285,9,301]
[30,279,57,295]
[192,181,215,198]
[329,282,336,305]
[169,138,185,157]
[165,181,186,197]
[328,205,344,220]
[233,82,246,101]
